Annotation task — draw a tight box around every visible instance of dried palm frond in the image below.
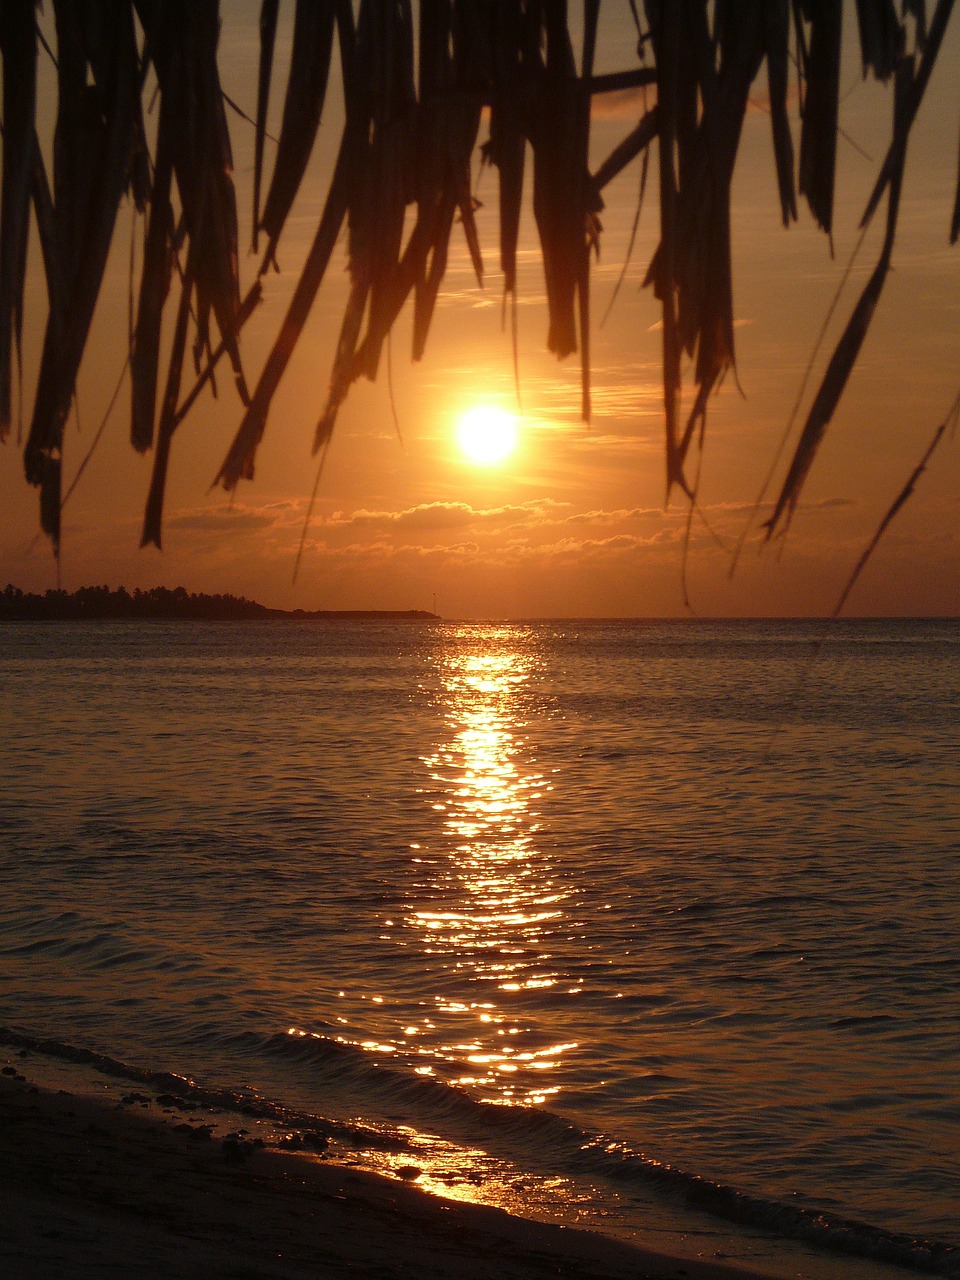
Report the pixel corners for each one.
[130,86,175,452]
[136,0,248,399]
[482,0,527,304]
[765,0,797,227]
[141,256,194,548]
[257,0,336,271]
[0,1,955,555]
[798,2,842,239]
[646,0,683,494]
[831,390,958,616]
[859,0,954,230]
[312,0,417,452]
[0,0,37,441]
[251,0,279,256]
[766,51,914,539]
[24,0,142,551]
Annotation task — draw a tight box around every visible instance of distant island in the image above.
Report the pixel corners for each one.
[0,585,439,623]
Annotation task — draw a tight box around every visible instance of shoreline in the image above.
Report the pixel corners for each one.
[0,1067,767,1280]
[2,1038,951,1280]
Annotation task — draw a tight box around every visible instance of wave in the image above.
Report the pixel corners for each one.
[0,1024,405,1153]
[261,1029,960,1277]
[5,1023,956,1278]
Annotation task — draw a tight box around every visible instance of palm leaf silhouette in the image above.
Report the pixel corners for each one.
[0,1,952,550]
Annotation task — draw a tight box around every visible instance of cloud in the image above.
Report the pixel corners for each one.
[562,505,663,526]
[323,499,571,532]
[298,538,486,570]
[804,496,856,510]
[164,502,299,533]
[682,496,856,519]
[545,533,658,558]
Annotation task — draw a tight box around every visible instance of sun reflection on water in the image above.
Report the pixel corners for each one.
[407,627,578,1107]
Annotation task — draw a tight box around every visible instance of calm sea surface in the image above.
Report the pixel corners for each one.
[1,619,958,1276]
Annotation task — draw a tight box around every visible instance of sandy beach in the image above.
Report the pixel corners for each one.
[0,1064,770,1280]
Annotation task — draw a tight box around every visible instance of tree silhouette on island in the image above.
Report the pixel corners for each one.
[0,583,438,622]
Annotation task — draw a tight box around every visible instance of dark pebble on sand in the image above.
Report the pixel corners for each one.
[303,1131,328,1152]
[1,1066,17,1077]
[396,1165,421,1181]
[222,1137,251,1162]
[156,1092,197,1111]
[190,1125,214,1141]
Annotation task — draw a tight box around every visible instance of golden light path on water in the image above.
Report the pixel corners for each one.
[409,628,579,1108]
[286,630,613,1232]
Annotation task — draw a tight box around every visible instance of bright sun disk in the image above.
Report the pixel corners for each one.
[456,406,518,465]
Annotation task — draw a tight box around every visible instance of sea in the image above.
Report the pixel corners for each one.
[1,617,957,1279]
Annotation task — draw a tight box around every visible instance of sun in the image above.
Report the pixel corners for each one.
[456,405,518,466]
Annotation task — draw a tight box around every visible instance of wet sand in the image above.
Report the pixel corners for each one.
[0,1068,768,1280]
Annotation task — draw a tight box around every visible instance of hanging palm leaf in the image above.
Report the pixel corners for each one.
[0,1,954,553]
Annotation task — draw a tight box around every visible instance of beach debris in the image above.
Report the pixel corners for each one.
[177,1122,214,1141]
[120,1091,151,1106]
[155,1092,198,1111]
[222,1133,254,1162]
[274,1127,329,1154]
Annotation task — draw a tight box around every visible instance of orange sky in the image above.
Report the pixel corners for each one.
[1,5,957,617]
